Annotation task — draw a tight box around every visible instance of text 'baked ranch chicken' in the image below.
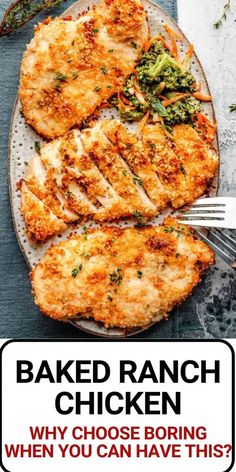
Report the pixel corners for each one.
[19,0,148,139]
[31,217,214,328]
[20,120,218,241]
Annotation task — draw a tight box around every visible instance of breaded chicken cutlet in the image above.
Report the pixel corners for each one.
[31,217,215,328]
[19,0,148,139]
[20,120,218,241]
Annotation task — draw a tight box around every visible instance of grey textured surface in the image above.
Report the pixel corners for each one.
[0,0,235,339]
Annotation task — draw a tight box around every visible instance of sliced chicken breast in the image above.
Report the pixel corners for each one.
[20,120,218,241]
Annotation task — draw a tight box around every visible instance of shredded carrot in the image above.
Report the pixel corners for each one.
[99,102,110,110]
[163,24,183,60]
[118,92,136,110]
[137,110,150,133]
[162,93,189,107]
[197,112,204,127]
[182,44,194,69]
[192,92,212,102]
[196,113,217,142]
[120,93,134,106]
[144,34,171,53]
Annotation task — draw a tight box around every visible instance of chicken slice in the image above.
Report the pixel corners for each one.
[25,154,78,223]
[142,123,184,204]
[58,129,130,220]
[21,182,66,241]
[31,217,215,327]
[171,124,219,207]
[102,120,168,209]
[81,123,157,218]
[40,136,98,217]
[19,0,148,139]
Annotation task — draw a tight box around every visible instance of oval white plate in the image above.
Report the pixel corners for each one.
[9,0,219,338]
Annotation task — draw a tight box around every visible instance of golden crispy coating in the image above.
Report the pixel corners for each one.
[21,182,66,241]
[171,124,219,207]
[31,217,215,327]
[25,154,78,223]
[21,121,218,241]
[19,0,148,139]
[142,123,219,207]
[102,120,169,209]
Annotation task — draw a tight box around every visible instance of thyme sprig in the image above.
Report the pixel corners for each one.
[0,0,66,36]
[214,0,231,29]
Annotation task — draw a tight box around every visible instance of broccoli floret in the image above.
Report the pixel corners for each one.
[149,99,169,118]
[138,52,195,91]
[164,96,202,126]
[138,40,166,67]
[119,109,145,122]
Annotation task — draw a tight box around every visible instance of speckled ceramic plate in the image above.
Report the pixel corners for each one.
[9,0,219,338]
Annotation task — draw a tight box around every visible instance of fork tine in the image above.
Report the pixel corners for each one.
[178,220,235,229]
[213,228,236,247]
[210,230,236,257]
[183,213,225,219]
[187,207,225,212]
[194,197,227,205]
[196,230,235,266]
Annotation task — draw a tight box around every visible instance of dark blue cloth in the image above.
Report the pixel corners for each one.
[0,0,235,339]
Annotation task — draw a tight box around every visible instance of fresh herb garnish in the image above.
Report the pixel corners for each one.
[133,210,146,226]
[71,263,83,278]
[108,49,114,53]
[180,163,186,175]
[82,226,88,234]
[34,141,41,155]
[131,41,138,49]
[107,85,112,89]
[107,295,113,301]
[55,72,67,82]
[55,83,62,92]
[163,227,174,233]
[72,71,78,80]
[94,86,101,92]
[229,104,236,112]
[0,0,65,36]
[109,268,123,286]
[137,270,143,279]
[149,143,156,149]
[81,252,90,259]
[133,175,143,186]
[93,28,99,33]
[214,0,231,28]
[101,67,108,75]
[122,170,128,176]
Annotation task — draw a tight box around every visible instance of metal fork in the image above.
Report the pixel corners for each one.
[178,197,236,268]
